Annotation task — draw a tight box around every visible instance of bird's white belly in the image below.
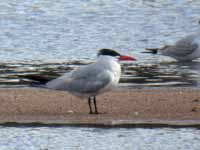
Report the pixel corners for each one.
[97,60,121,94]
[98,70,120,94]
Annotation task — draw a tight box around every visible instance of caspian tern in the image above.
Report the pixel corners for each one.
[144,33,200,61]
[32,49,135,114]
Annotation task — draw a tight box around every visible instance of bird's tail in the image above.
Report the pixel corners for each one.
[21,74,52,84]
[141,48,159,54]
[30,83,46,89]
[19,74,55,89]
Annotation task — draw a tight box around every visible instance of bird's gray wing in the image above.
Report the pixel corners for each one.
[67,69,112,94]
[168,35,198,56]
[46,63,112,94]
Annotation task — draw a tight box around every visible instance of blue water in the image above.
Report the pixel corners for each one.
[0,0,200,63]
[0,127,199,150]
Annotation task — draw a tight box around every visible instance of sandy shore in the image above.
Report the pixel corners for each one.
[0,88,200,127]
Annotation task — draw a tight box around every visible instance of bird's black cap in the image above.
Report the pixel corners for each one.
[98,49,121,57]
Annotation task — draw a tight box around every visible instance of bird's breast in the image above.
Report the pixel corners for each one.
[108,61,121,83]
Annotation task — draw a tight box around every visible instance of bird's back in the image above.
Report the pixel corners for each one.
[161,33,200,60]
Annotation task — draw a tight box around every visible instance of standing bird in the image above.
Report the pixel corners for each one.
[28,49,136,114]
[144,33,200,61]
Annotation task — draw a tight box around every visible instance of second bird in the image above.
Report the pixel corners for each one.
[145,33,200,61]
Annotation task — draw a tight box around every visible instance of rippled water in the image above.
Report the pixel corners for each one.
[0,126,199,150]
[1,61,200,88]
[1,0,200,87]
[1,0,200,62]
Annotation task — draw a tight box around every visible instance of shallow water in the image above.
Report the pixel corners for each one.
[1,61,200,88]
[1,0,200,87]
[0,126,199,150]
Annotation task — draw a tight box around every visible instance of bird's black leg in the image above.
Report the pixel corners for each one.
[93,96,99,114]
[88,97,93,114]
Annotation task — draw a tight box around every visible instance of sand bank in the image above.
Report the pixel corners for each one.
[0,88,199,127]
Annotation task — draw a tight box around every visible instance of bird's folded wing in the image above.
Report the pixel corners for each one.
[46,64,112,93]
[67,70,112,94]
[45,72,73,90]
[169,36,199,56]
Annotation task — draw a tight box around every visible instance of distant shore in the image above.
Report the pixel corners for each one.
[0,88,199,127]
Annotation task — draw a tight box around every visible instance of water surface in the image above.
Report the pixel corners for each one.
[0,127,199,150]
[1,0,200,87]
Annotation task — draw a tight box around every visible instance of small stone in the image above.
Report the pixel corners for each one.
[134,112,139,116]
[67,110,74,114]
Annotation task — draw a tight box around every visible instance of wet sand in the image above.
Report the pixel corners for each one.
[0,88,200,127]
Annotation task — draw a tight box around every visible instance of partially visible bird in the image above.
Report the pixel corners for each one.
[25,49,136,114]
[144,33,200,61]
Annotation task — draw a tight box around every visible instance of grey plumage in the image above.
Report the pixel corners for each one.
[161,34,199,57]
[46,63,112,96]
[145,33,200,61]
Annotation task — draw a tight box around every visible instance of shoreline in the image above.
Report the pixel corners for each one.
[1,119,200,128]
[0,88,199,127]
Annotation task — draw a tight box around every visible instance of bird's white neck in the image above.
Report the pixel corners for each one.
[97,55,121,74]
[98,55,118,62]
